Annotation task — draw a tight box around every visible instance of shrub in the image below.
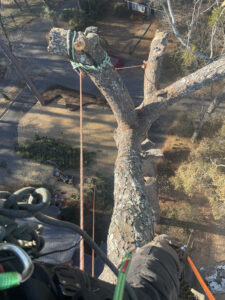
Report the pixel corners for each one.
[170,121,225,219]
[169,50,183,74]
[17,136,95,170]
[181,45,198,68]
[208,7,225,28]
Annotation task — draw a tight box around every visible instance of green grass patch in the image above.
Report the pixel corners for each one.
[17,136,95,170]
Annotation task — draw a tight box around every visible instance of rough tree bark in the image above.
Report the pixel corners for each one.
[48,26,225,282]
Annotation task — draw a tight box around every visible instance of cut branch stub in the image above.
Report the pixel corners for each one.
[48,27,137,127]
[143,31,168,103]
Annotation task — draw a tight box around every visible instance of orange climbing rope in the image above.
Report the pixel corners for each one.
[155,233,215,299]
[80,72,85,271]
[187,256,215,300]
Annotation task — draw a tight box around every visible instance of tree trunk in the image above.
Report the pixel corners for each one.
[47,26,225,283]
[100,127,154,282]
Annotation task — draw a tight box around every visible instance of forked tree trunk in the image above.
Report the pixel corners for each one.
[48,26,225,282]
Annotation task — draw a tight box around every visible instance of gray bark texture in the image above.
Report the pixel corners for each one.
[47,26,225,282]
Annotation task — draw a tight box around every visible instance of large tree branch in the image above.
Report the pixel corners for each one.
[158,55,225,106]
[143,31,168,103]
[48,27,136,127]
[138,53,225,136]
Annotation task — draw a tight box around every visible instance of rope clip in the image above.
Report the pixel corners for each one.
[0,243,34,290]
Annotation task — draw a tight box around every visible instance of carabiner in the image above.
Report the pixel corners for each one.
[0,243,34,290]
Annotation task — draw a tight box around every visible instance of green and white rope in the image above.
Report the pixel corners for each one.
[67,30,112,72]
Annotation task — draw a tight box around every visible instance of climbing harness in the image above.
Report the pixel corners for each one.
[113,253,132,300]
[0,187,137,300]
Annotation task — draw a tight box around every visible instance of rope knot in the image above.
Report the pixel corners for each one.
[67,30,112,72]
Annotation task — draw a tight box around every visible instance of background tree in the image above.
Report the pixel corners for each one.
[158,0,225,142]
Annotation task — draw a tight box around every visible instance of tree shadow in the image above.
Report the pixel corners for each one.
[159,217,225,236]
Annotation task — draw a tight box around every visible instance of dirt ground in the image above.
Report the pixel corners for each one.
[18,87,117,179]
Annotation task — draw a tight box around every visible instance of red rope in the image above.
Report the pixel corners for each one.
[115,64,144,70]
[80,72,85,271]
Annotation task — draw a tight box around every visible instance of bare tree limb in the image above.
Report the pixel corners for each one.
[157,55,225,106]
[200,0,217,15]
[143,31,168,103]
[187,0,202,46]
[210,7,225,58]
[158,0,210,61]
[210,157,225,168]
